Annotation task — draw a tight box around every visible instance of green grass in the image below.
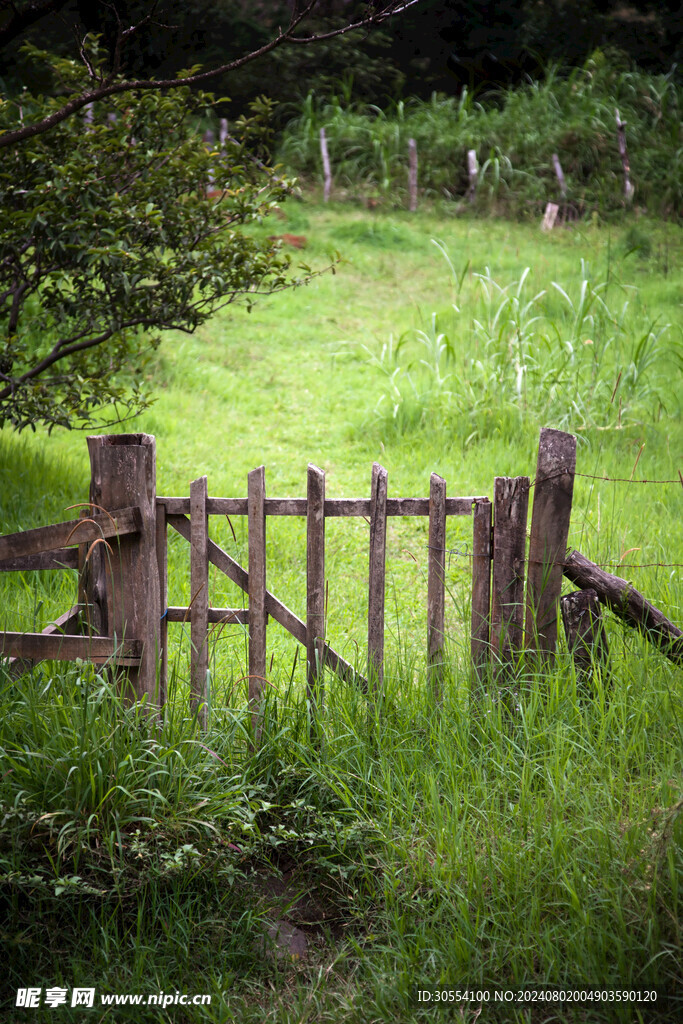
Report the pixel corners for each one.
[0,202,681,1021]
[277,55,682,218]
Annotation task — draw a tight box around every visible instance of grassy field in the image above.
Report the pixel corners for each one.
[1,202,681,1022]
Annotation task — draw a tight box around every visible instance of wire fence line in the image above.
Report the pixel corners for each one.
[528,469,682,487]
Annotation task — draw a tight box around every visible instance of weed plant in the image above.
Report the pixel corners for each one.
[278,54,681,218]
[365,246,681,445]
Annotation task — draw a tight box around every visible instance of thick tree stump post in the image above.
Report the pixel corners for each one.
[491,476,529,673]
[560,588,610,685]
[87,434,160,705]
[564,551,683,666]
[525,428,576,662]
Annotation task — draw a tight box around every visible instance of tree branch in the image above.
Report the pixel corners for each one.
[0,0,423,150]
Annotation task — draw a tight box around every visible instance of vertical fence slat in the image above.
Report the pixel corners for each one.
[307,464,326,711]
[525,427,576,661]
[471,497,492,690]
[491,476,529,671]
[248,466,267,734]
[427,472,447,702]
[77,507,90,634]
[190,476,209,729]
[367,462,388,694]
[156,501,168,708]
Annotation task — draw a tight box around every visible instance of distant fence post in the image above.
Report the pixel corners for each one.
[525,427,576,661]
[408,138,418,212]
[467,149,478,203]
[320,128,332,202]
[615,109,634,203]
[87,434,160,705]
[491,477,529,675]
[552,153,567,200]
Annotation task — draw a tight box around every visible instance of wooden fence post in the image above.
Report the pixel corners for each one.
[248,466,267,737]
[560,588,610,684]
[471,497,492,695]
[320,128,332,203]
[615,109,634,203]
[408,138,418,212]
[190,475,209,729]
[427,473,446,703]
[552,153,567,200]
[87,434,160,705]
[307,464,326,713]
[367,462,388,696]
[467,150,478,203]
[491,476,529,673]
[525,427,576,661]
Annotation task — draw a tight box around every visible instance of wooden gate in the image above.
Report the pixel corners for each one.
[2,428,604,728]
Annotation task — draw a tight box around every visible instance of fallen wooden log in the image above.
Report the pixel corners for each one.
[563,550,683,666]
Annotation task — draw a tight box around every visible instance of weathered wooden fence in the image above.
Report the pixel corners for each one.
[2,428,680,728]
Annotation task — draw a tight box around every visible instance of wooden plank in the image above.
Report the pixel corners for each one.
[88,435,160,704]
[166,607,248,625]
[306,464,326,711]
[158,496,483,517]
[5,606,81,679]
[563,550,683,666]
[560,588,610,684]
[156,502,168,707]
[167,514,367,688]
[427,473,447,703]
[0,506,142,562]
[1,631,141,666]
[367,463,388,692]
[190,476,209,729]
[248,466,267,734]
[471,498,492,689]
[525,427,576,660]
[0,547,79,571]
[491,476,529,669]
